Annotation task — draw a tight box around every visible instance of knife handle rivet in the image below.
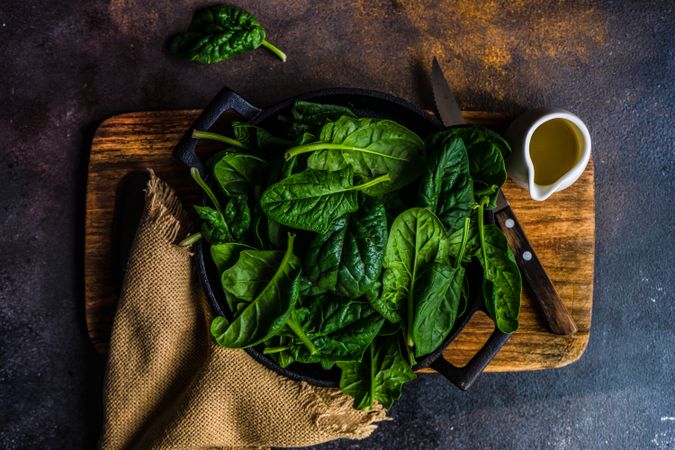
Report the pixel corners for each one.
[522,251,532,261]
[505,219,515,228]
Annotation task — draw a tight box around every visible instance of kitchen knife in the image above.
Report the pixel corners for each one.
[430,57,577,335]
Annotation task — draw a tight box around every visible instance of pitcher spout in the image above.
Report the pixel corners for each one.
[529,182,559,201]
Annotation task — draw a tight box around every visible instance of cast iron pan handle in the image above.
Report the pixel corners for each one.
[430,327,512,390]
[173,86,261,174]
[427,209,511,390]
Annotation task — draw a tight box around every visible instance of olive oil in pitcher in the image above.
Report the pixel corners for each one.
[505,108,591,201]
[528,118,582,185]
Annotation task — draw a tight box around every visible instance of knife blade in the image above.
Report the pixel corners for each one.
[430,57,577,335]
[431,57,464,126]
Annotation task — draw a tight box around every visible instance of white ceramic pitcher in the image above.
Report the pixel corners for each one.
[505,108,591,201]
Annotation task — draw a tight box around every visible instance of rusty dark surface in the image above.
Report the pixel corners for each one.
[0,1,673,448]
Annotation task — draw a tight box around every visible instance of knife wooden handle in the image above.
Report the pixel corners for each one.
[494,207,577,335]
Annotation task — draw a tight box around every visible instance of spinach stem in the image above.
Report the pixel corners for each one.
[192,129,250,150]
[408,344,416,367]
[352,174,391,191]
[455,217,471,266]
[477,196,490,273]
[178,232,202,247]
[284,143,409,162]
[474,184,498,198]
[191,167,222,212]
[286,317,318,355]
[261,39,287,62]
[263,346,289,354]
[405,322,414,348]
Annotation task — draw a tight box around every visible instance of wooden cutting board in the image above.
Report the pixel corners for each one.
[85,109,594,372]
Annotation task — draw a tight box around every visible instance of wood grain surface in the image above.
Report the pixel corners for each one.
[85,109,594,372]
[494,206,578,335]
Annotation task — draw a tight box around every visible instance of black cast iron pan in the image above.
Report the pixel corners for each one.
[173,86,511,390]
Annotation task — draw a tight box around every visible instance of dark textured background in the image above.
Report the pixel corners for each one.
[1,1,673,448]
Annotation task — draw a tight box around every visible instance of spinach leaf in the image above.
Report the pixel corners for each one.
[221,195,251,241]
[168,5,286,63]
[289,101,357,136]
[263,217,286,249]
[232,121,293,150]
[191,167,250,244]
[213,152,267,196]
[260,167,390,234]
[210,234,301,348]
[294,131,318,145]
[270,295,384,368]
[304,197,387,298]
[264,334,297,369]
[439,126,510,207]
[211,242,255,313]
[194,205,232,243]
[411,215,475,357]
[445,218,479,266]
[419,134,474,234]
[250,134,313,250]
[337,336,416,410]
[210,242,253,273]
[285,116,425,196]
[221,249,286,303]
[373,208,447,338]
[475,224,521,334]
[412,262,464,357]
[280,132,315,179]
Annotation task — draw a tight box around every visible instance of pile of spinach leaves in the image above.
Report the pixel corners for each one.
[184,101,522,411]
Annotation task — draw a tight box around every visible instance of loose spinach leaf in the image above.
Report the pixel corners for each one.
[419,134,474,234]
[213,152,267,196]
[260,167,390,234]
[304,197,387,298]
[373,208,447,326]
[210,234,301,348]
[285,116,425,196]
[289,101,357,136]
[412,262,464,357]
[273,295,385,368]
[337,336,416,410]
[168,5,286,63]
[475,224,522,333]
[232,121,293,150]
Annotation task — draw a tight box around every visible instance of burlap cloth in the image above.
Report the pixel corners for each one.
[100,172,388,449]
